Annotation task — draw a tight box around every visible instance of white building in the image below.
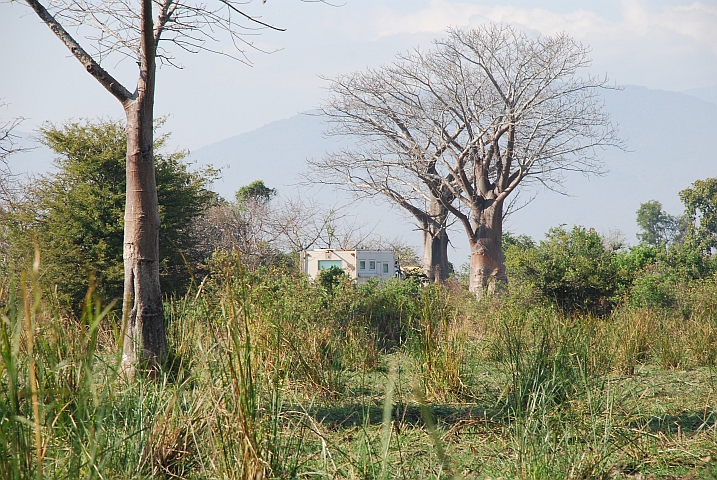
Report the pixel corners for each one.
[302,249,397,283]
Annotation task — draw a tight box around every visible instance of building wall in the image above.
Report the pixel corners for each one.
[303,249,396,282]
[355,250,396,281]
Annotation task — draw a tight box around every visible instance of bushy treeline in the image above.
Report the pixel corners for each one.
[502,179,717,314]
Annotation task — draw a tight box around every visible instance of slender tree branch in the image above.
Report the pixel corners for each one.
[24,0,134,104]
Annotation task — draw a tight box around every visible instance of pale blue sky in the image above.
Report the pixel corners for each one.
[2,0,716,149]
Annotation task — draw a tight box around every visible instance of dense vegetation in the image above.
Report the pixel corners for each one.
[1,258,716,479]
[1,122,716,478]
[0,120,217,306]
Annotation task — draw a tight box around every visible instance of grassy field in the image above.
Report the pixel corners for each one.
[1,262,716,479]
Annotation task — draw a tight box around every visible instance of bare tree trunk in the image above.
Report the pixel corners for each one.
[121,100,166,373]
[468,204,507,298]
[421,199,450,283]
[422,228,449,283]
[120,24,166,373]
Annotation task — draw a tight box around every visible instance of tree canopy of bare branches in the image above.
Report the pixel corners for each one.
[314,24,622,296]
[312,76,455,283]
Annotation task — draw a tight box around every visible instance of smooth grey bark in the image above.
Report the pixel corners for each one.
[121,53,167,371]
[467,202,507,297]
[420,198,450,283]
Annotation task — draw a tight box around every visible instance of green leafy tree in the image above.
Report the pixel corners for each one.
[680,177,717,255]
[506,226,619,312]
[5,119,217,307]
[635,200,686,248]
[236,180,277,204]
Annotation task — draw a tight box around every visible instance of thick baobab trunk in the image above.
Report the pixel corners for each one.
[468,204,508,298]
[422,228,449,283]
[421,198,450,283]
[121,98,167,373]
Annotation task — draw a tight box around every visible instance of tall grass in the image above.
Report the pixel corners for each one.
[489,304,632,478]
[1,254,716,478]
[0,267,123,478]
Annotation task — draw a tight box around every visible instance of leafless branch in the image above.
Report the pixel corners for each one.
[21,0,292,71]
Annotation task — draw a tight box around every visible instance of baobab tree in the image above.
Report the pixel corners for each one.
[316,24,622,296]
[17,0,317,373]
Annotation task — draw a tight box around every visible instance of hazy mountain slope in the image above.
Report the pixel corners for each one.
[506,86,717,245]
[11,85,717,266]
[189,113,338,198]
[683,85,717,106]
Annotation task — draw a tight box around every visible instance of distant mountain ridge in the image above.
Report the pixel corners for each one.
[683,85,717,106]
[9,85,717,265]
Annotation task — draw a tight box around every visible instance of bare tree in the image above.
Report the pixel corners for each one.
[192,199,281,268]
[270,195,342,254]
[191,190,364,269]
[16,0,320,373]
[0,109,26,271]
[312,96,455,283]
[315,24,622,297]
[0,117,23,163]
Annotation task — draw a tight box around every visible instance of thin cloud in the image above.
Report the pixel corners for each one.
[372,0,717,54]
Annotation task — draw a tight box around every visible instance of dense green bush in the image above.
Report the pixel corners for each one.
[316,265,348,294]
[625,242,716,309]
[680,177,717,255]
[1,119,217,308]
[504,226,620,312]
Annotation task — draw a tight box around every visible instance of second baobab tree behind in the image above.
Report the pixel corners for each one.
[315,24,622,297]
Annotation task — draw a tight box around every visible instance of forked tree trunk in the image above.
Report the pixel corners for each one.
[468,203,508,298]
[121,72,167,374]
[420,198,450,283]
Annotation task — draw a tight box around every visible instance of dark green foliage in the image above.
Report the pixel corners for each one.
[503,232,536,252]
[624,180,717,309]
[235,180,276,204]
[317,265,348,294]
[680,177,717,254]
[635,200,686,247]
[505,226,620,312]
[3,119,217,307]
[626,241,716,309]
